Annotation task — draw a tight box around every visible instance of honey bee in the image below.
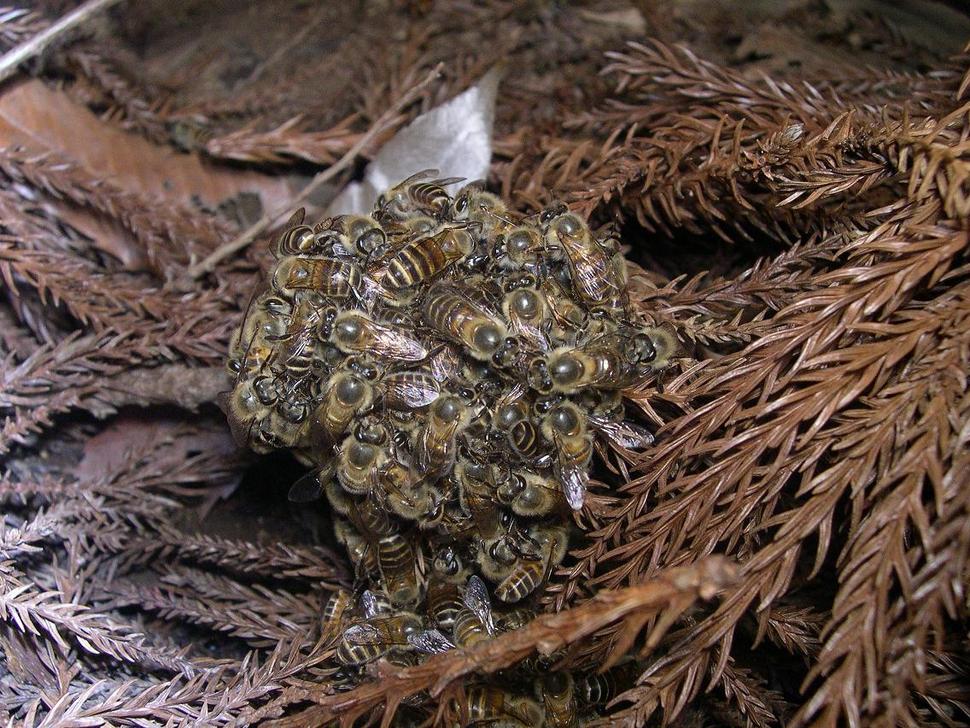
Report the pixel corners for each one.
[380,225,474,297]
[545,211,624,309]
[336,430,388,495]
[308,371,374,449]
[272,208,313,256]
[321,589,353,643]
[495,525,568,603]
[315,214,387,258]
[376,169,462,221]
[330,311,428,362]
[461,686,544,727]
[539,672,578,728]
[271,256,363,301]
[416,396,470,483]
[575,661,641,706]
[380,370,440,411]
[333,518,379,580]
[541,403,593,510]
[641,324,681,371]
[455,460,501,540]
[335,611,423,666]
[423,285,509,361]
[539,275,588,338]
[509,472,566,518]
[377,532,421,607]
[225,377,269,449]
[346,491,396,537]
[495,226,547,270]
[450,183,507,226]
[425,546,468,631]
[463,575,496,635]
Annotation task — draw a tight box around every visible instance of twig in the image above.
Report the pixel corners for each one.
[186,63,444,279]
[0,0,126,85]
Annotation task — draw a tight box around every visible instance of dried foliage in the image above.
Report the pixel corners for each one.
[0,0,968,726]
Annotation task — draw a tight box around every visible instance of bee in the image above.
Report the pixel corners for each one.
[575,662,641,706]
[539,672,578,728]
[270,256,363,301]
[641,324,681,371]
[425,546,468,629]
[321,589,354,643]
[455,460,501,540]
[423,285,509,361]
[546,211,625,309]
[509,472,566,518]
[494,226,548,270]
[335,611,423,666]
[502,287,550,352]
[541,403,593,510]
[308,371,374,449]
[450,183,507,226]
[272,208,314,257]
[495,525,568,603]
[346,491,396,537]
[540,324,656,394]
[315,214,387,258]
[416,396,470,483]
[462,686,544,727]
[225,377,269,449]
[381,225,474,296]
[336,431,388,496]
[380,470,440,524]
[376,532,421,607]
[539,275,588,338]
[376,169,461,221]
[463,575,496,635]
[452,606,491,648]
[330,311,428,363]
[333,518,379,580]
[380,370,440,411]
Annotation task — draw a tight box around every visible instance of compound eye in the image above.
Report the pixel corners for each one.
[357,228,386,254]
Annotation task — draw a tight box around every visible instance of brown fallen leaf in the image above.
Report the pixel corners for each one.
[0,79,297,209]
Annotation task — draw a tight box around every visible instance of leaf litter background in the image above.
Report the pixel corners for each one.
[1,0,970,725]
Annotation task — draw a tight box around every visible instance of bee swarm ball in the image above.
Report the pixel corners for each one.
[226,172,675,710]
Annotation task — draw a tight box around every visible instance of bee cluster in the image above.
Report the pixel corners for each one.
[227,171,675,723]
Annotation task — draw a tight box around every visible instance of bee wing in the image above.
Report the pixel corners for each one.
[383,372,440,409]
[342,623,382,646]
[369,319,429,362]
[553,432,587,511]
[464,575,496,635]
[408,628,456,654]
[428,344,461,382]
[360,590,384,619]
[588,415,655,450]
[288,464,334,503]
